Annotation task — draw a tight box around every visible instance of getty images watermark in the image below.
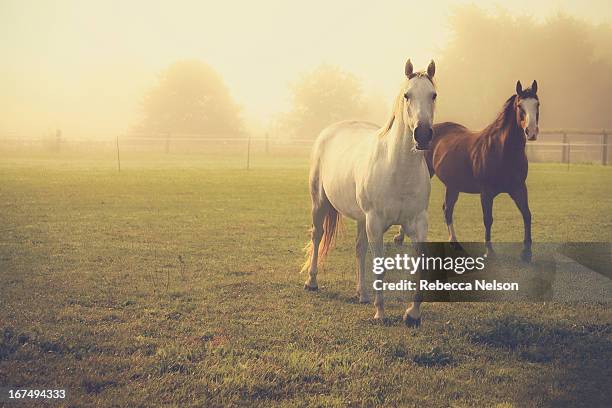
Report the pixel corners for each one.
[372,253,520,292]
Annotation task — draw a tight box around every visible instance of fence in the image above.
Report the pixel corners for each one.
[536,129,609,166]
[1,129,610,170]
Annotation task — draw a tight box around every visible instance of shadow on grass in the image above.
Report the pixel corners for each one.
[315,289,359,304]
[467,316,612,407]
[379,337,456,368]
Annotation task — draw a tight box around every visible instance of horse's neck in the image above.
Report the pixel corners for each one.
[501,123,526,159]
[379,113,418,171]
[481,116,524,159]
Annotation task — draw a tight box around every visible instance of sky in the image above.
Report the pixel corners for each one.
[1,0,610,138]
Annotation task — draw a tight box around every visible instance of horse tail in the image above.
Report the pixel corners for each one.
[318,204,341,264]
[300,200,342,273]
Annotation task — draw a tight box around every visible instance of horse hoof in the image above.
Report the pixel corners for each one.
[521,250,532,263]
[393,234,404,246]
[485,249,496,259]
[359,297,371,304]
[404,315,421,328]
[304,283,318,291]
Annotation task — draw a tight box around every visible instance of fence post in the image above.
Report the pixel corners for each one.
[562,132,568,164]
[603,130,608,166]
[116,134,121,172]
[246,135,251,170]
[265,133,269,154]
[567,141,571,171]
[165,132,171,154]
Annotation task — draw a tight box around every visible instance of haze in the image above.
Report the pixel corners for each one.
[1,0,611,139]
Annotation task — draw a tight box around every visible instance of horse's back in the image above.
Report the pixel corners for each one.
[434,122,468,135]
[428,122,480,193]
[315,120,379,146]
[312,120,379,167]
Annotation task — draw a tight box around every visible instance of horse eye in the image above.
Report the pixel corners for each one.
[432,93,437,101]
[404,92,410,100]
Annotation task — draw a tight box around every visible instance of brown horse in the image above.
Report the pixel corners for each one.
[394,80,540,262]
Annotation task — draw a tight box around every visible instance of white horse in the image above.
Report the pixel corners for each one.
[301,59,437,326]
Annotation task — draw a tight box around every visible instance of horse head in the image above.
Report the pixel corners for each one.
[515,80,540,141]
[403,59,437,150]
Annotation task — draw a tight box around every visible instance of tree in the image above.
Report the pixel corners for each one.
[436,7,612,130]
[281,65,367,139]
[140,60,242,136]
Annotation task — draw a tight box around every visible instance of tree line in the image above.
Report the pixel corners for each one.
[138,8,612,138]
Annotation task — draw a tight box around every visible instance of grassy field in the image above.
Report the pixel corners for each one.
[0,152,611,407]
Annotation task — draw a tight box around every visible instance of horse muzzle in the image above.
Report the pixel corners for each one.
[414,125,433,150]
[525,127,538,141]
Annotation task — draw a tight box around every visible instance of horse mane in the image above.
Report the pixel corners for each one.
[471,94,518,178]
[377,92,403,138]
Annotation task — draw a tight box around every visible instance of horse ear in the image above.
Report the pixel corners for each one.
[405,59,413,78]
[427,60,436,78]
[516,80,523,95]
[531,80,538,94]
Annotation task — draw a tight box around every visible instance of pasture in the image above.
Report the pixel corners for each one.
[0,152,611,407]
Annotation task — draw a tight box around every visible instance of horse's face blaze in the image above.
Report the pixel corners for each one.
[515,81,540,141]
[516,97,539,141]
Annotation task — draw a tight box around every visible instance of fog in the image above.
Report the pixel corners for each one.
[435,7,612,130]
[1,1,611,140]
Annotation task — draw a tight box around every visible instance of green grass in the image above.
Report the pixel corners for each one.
[0,153,611,407]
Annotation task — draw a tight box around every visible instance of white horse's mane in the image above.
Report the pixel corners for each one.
[377,89,405,139]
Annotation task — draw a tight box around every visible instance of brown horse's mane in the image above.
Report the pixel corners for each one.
[473,95,515,148]
[471,94,522,179]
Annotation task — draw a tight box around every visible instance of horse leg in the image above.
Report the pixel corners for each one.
[393,226,405,246]
[355,220,370,303]
[403,210,428,328]
[366,214,386,320]
[509,183,532,262]
[303,200,328,290]
[480,191,496,257]
[443,189,461,249]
